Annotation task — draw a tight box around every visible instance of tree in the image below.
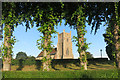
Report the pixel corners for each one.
[2,25,12,71]
[0,26,3,40]
[87,2,120,68]
[103,27,115,61]
[2,2,120,71]
[63,3,89,70]
[16,52,27,60]
[2,2,63,71]
[86,2,120,68]
[27,55,35,59]
[2,2,32,71]
[63,2,120,69]
[25,56,36,66]
[105,3,120,68]
[86,52,94,59]
[35,3,63,71]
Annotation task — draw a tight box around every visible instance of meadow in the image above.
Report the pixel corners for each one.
[2,69,118,78]
[10,60,115,71]
[1,60,120,79]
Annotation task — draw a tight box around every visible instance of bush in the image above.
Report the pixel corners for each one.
[11,58,36,66]
[16,52,27,60]
[11,59,19,65]
[86,52,94,59]
[24,58,36,66]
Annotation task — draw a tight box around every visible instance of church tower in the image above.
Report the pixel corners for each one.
[56,29,74,59]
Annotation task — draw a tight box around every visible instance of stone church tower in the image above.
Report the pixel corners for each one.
[56,29,74,59]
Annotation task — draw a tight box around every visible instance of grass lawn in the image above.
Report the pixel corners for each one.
[9,60,115,71]
[1,60,120,78]
[2,69,119,78]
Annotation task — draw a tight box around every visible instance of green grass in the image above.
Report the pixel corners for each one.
[1,60,119,78]
[2,69,119,78]
[8,60,115,71]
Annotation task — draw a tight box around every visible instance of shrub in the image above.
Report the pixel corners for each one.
[11,59,19,65]
[16,52,27,60]
[24,58,36,66]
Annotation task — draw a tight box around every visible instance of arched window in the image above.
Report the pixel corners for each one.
[67,38,68,42]
[66,48,69,55]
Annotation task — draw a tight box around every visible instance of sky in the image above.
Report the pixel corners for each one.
[0,20,108,59]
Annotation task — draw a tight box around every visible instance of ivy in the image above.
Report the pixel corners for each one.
[65,4,90,70]
[1,25,16,61]
[1,2,64,71]
[103,2,120,68]
[103,26,115,61]
[2,2,120,70]
[35,3,63,71]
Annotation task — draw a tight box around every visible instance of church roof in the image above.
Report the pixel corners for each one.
[37,48,57,57]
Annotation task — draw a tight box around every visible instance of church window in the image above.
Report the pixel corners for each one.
[66,48,69,55]
[67,38,68,42]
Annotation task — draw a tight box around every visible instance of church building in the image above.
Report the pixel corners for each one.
[36,29,74,59]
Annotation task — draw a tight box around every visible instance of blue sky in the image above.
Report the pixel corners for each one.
[0,20,108,59]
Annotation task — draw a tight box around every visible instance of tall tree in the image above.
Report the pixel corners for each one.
[86,52,94,59]
[36,3,63,71]
[2,2,120,71]
[2,2,63,71]
[16,52,27,60]
[112,2,120,68]
[86,2,120,68]
[103,27,115,60]
[1,2,35,71]
[3,25,12,71]
[63,3,89,70]
[2,3,20,71]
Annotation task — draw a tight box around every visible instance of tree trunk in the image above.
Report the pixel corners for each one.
[43,33,49,71]
[78,33,87,70]
[3,57,11,71]
[43,29,51,71]
[3,25,11,71]
[113,24,120,69]
[76,15,87,70]
[77,27,87,70]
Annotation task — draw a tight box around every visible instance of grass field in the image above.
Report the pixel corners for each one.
[1,60,120,78]
[2,69,119,78]
[9,60,115,71]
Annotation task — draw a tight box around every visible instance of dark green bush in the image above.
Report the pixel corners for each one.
[11,59,19,65]
[24,58,36,66]
[11,58,36,66]
[16,52,27,60]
